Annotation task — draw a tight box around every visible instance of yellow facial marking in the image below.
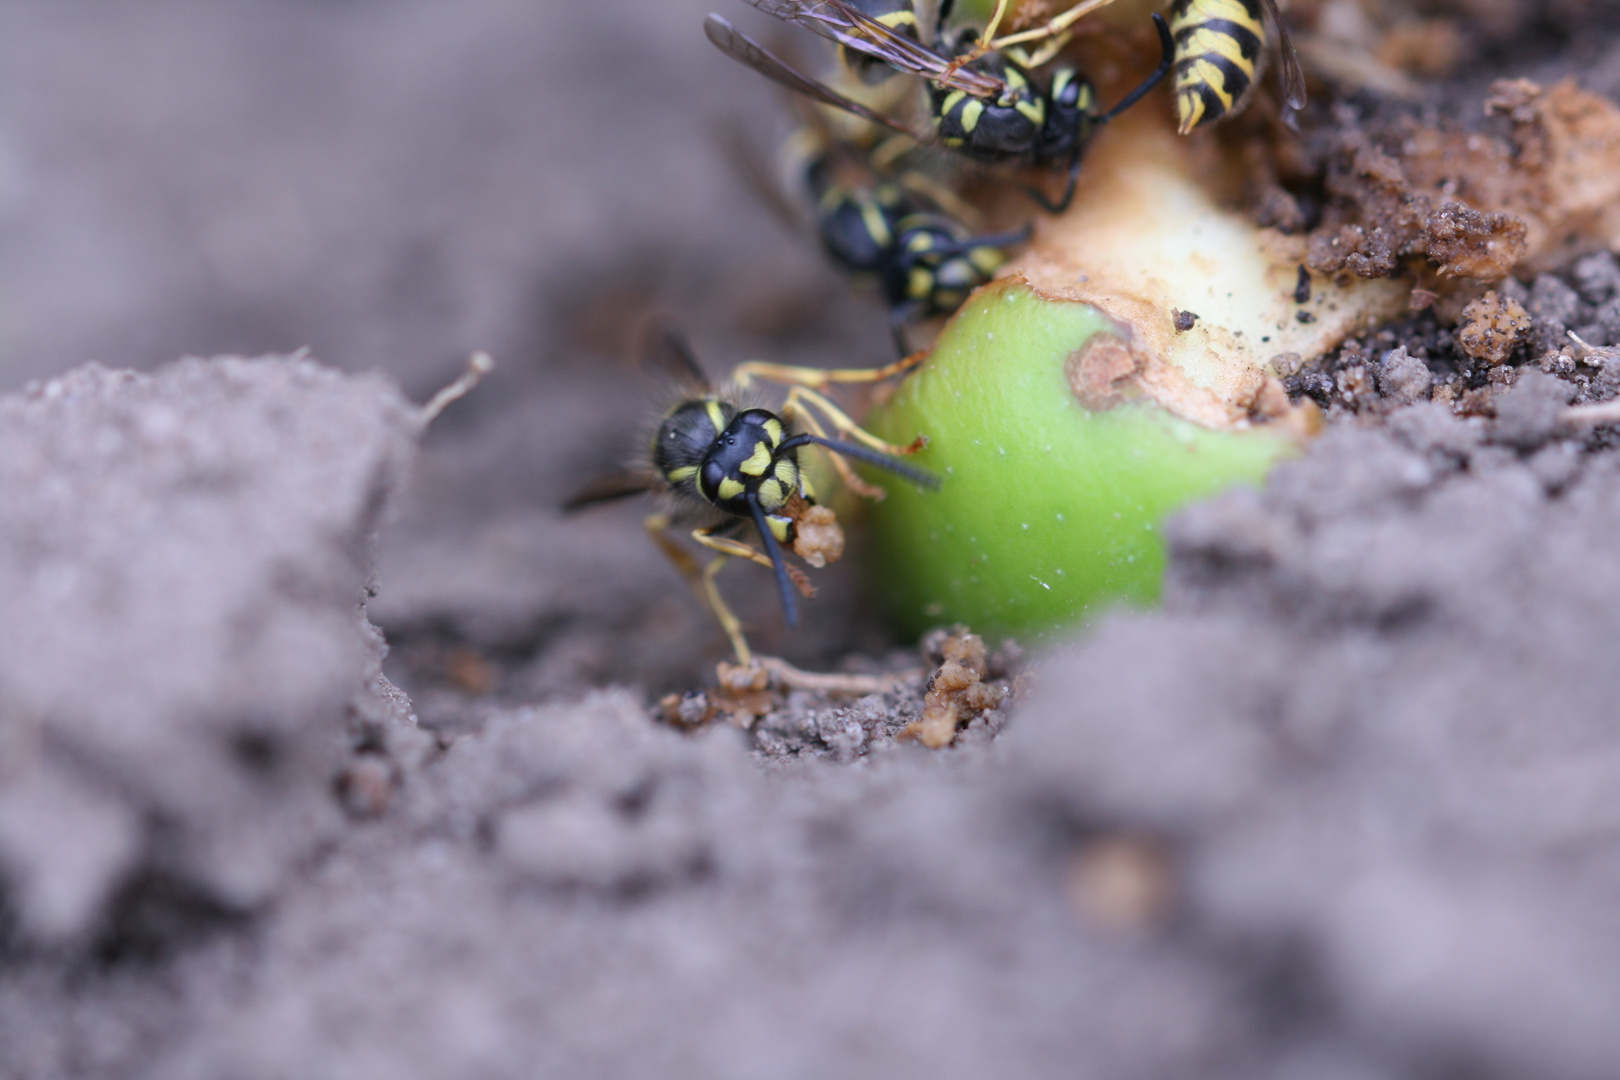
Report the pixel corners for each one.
[773,459,797,486]
[666,465,699,483]
[1015,98,1044,125]
[763,418,783,447]
[704,400,727,434]
[739,441,773,477]
[940,90,966,118]
[717,477,745,501]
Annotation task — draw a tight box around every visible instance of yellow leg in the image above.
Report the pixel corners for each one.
[645,515,754,665]
[700,554,752,667]
[692,527,778,572]
[940,0,1012,80]
[729,358,930,500]
[731,353,925,393]
[779,396,888,500]
[1013,30,1075,69]
[782,385,922,457]
[988,0,1117,51]
[645,513,704,582]
[897,171,984,228]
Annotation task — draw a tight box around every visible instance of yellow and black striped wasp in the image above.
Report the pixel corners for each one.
[959,0,1307,134]
[737,119,1030,353]
[807,147,1030,353]
[565,325,939,665]
[705,0,1174,213]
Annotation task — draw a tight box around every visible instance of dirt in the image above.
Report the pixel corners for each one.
[6,1,1620,1078]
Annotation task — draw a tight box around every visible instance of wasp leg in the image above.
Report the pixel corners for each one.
[782,385,925,458]
[692,526,817,659]
[700,555,753,666]
[692,527,816,596]
[692,528,778,572]
[1024,147,1082,214]
[1012,30,1074,70]
[645,513,705,581]
[644,514,755,665]
[779,394,890,500]
[1096,13,1175,124]
[689,526,781,665]
[988,0,1118,51]
[940,0,1012,80]
[731,353,926,392]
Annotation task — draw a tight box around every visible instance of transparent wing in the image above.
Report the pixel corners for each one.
[561,471,660,512]
[1260,0,1308,110]
[742,0,1005,97]
[637,318,712,392]
[705,14,926,140]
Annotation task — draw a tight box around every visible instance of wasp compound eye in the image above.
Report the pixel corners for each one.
[700,459,728,500]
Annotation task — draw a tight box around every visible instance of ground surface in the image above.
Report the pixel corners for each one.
[5,2,1620,1078]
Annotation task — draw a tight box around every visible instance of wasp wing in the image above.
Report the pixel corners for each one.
[1259,0,1307,110]
[636,318,714,393]
[561,471,661,512]
[742,0,1005,97]
[705,14,925,140]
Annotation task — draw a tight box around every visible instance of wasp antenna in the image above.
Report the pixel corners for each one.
[746,492,800,628]
[808,435,942,490]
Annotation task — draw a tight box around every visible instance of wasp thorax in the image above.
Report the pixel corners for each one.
[697,407,801,516]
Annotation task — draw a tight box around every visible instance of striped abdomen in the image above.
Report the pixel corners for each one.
[1168,0,1265,134]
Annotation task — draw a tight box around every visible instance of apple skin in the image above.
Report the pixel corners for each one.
[861,279,1298,642]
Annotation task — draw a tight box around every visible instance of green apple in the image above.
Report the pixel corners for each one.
[862,279,1300,641]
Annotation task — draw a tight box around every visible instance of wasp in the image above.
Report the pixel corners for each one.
[957,0,1306,135]
[565,326,940,665]
[798,135,1032,352]
[815,167,1030,353]
[723,103,1030,353]
[705,0,1174,213]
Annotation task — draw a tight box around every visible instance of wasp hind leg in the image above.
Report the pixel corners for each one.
[645,514,763,665]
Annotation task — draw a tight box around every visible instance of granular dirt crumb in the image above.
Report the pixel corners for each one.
[1376,346,1433,403]
[790,503,844,568]
[1300,79,1620,285]
[1305,133,1528,280]
[1458,291,1533,365]
[1289,243,1620,419]
[904,628,1007,749]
